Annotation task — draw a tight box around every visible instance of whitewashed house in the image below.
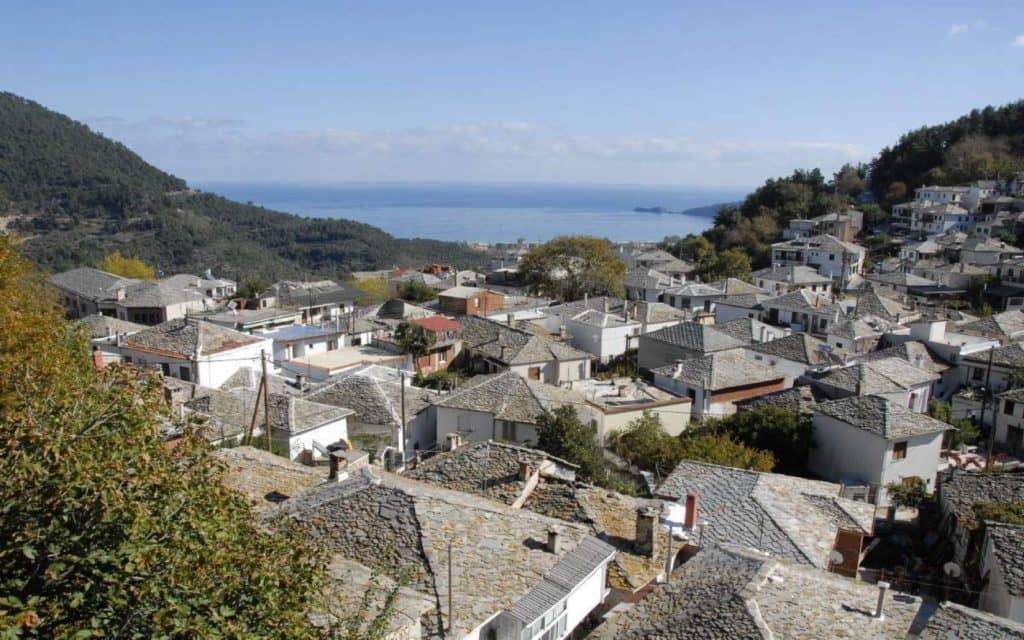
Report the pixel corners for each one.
[663,282,723,314]
[810,396,950,504]
[993,388,1024,457]
[652,350,787,420]
[744,333,842,385]
[460,316,592,385]
[978,523,1024,624]
[751,265,832,296]
[564,309,642,362]
[115,319,271,388]
[809,357,938,412]
[769,235,865,284]
[759,289,844,336]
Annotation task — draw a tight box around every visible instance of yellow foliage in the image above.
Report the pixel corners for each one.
[350,276,390,304]
[96,251,156,281]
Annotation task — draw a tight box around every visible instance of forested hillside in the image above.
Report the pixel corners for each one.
[0,93,486,279]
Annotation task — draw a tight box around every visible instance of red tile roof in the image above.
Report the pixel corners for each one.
[412,316,462,333]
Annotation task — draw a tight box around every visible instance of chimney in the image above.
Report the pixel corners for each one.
[91,347,105,371]
[115,332,126,347]
[287,397,296,430]
[499,345,509,361]
[618,384,628,397]
[673,359,685,377]
[584,293,589,307]
[446,432,462,451]
[559,325,569,340]
[507,313,515,329]
[684,493,699,530]
[603,298,609,313]
[546,527,563,554]
[874,581,890,620]
[296,374,306,391]
[635,506,658,558]
[519,460,532,482]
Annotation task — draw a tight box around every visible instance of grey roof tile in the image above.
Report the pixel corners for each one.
[814,395,951,439]
[125,319,264,358]
[653,351,782,390]
[644,321,747,352]
[920,602,1024,639]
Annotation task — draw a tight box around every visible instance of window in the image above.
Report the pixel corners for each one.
[528,366,541,380]
[909,392,917,409]
[829,254,836,261]
[1005,400,1016,416]
[892,441,908,461]
[438,349,447,363]
[160,363,170,376]
[972,367,985,381]
[179,366,191,382]
[501,421,517,441]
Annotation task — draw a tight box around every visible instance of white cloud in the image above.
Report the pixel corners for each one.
[84,116,868,186]
[949,23,969,35]
[1012,34,1024,47]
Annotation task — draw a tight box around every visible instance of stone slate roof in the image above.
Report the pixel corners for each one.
[281,470,594,638]
[213,446,324,514]
[627,300,688,324]
[857,341,950,375]
[707,277,770,296]
[459,316,591,364]
[592,544,923,640]
[852,287,908,323]
[656,460,873,568]
[664,282,724,298]
[919,602,1024,639]
[959,310,1024,342]
[772,233,865,255]
[654,351,783,391]
[828,317,885,342]
[939,470,1024,530]
[50,267,136,301]
[625,267,674,290]
[306,374,434,428]
[962,343,1024,368]
[77,314,147,339]
[751,264,832,284]
[814,395,951,440]
[985,523,1024,597]
[761,289,844,315]
[117,279,206,308]
[813,358,939,396]
[434,370,587,425]
[735,385,824,414]
[263,279,361,306]
[570,309,634,328]
[866,271,937,288]
[713,318,764,343]
[749,333,841,366]
[644,321,747,352]
[186,387,352,439]
[714,292,771,310]
[125,319,265,358]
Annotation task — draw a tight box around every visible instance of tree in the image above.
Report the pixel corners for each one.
[677,432,774,472]
[884,181,908,204]
[608,413,684,477]
[394,321,436,372]
[518,236,626,301]
[350,277,390,305]
[929,399,981,448]
[703,248,752,281]
[708,407,813,474]
[0,236,396,638]
[535,406,607,483]
[398,281,438,303]
[237,277,267,302]
[886,477,930,510]
[833,164,866,198]
[95,250,156,280]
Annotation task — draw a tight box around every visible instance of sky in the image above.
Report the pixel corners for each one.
[2,1,1023,188]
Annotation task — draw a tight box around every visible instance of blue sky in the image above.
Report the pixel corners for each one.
[2,1,1022,187]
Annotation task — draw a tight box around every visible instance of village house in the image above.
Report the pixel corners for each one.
[257,317,374,366]
[770,234,865,284]
[281,468,616,640]
[437,285,505,316]
[434,370,589,446]
[405,315,462,373]
[808,357,938,412]
[204,307,302,332]
[978,522,1024,624]
[744,332,842,384]
[305,366,434,462]
[591,543,1023,640]
[459,316,592,384]
[960,238,1024,266]
[994,388,1024,457]
[936,470,1024,582]
[759,289,845,336]
[560,309,641,362]
[112,318,271,388]
[624,267,679,301]
[959,310,1024,345]
[751,264,833,296]
[857,341,953,400]
[713,292,771,323]
[810,395,950,504]
[663,282,724,314]
[959,343,1024,396]
[183,386,352,463]
[257,280,360,323]
[637,321,746,371]
[565,377,692,438]
[654,459,875,571]
[652,350,787,420]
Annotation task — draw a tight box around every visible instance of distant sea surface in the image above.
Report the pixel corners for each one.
[200,183,746,243]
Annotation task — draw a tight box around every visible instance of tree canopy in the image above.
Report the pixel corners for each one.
[519,236,626,301]
[704,407,813,475]
[95,251,156,281]
[677,432,775,473]
[535,406,607,484]
[608,412,685,477]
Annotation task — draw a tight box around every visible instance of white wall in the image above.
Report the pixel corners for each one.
[567,321,639,361]
[284,417,349,462]
[743,351,808,386]
[979,538,1024,623]
[196,340,271,388]
[564,566,608,638]
[435,406,537,446]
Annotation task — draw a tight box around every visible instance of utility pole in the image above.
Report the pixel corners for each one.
[447,540,454,633]
[244,374,264,447]
[982,346,996,470]
[262,349,272,452]
[400,370,407,466]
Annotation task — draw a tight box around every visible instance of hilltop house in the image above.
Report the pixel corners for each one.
[759,289,844,336]
[459,316,592,384]
[258,280,360,323]
[114,319,271,387]
[437,285,505,316]
[810,395,950,504]
[406,315,463,373]
[744,333,842,384]
[652,350,786,419]
[808,357,938,412]
[770,234,865,284]
[751,265,833,296]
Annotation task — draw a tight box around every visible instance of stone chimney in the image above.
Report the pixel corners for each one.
[499,345,509,361]
[91,347,105,371]
[287,397,296,431]
[446,432,462,451]
[874,581,890,620]
[519,460,532,482]
[559,325,569,340]
[584,293,589,307]
[603,298,610,313]
[673,359,685,377]
[684,493,699,530]
[546,527,563,554]
[635,506,659,557]
[507,313,515,329]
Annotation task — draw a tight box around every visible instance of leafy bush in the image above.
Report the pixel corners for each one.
[886,477,930,509]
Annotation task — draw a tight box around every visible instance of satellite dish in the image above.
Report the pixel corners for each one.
[828,550,845,566]
[943,562,962,578]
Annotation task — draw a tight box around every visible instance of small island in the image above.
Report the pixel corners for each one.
[633,206,681,214]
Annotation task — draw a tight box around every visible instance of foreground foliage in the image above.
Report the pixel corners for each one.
[519,236,626,301]
[0,237,391,638]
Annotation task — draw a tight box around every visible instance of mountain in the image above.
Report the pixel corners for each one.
[679,201,740,218]
[0,93,486,280]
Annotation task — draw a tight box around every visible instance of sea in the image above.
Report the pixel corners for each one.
[199,182,745,243]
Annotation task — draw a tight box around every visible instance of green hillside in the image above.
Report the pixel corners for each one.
[0,93,486,280]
